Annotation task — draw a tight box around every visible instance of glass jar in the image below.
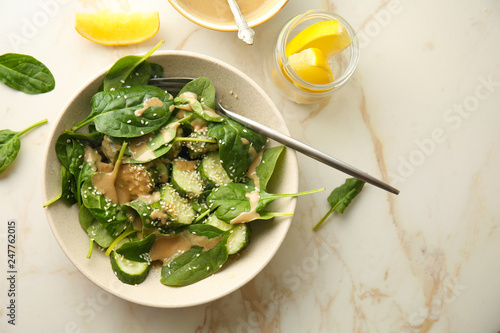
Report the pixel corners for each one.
[271,9,359,104]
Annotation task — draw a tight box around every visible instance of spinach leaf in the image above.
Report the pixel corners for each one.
[115,234,156,262]
[174,97,224,122]
[55,134,96,205]
[207,183,324,223]
[0,119,47,174]
[126,117,180,163]
[122,61,153,87]
[81,178,128,236]
[313,178,365,231]
[177,77,216,109]
[191,190,210,213]
[74,85,174,138]
[55,133,85,171]
[102,40,164,91]
[186,224,224,239]
[207,183,255,222]
[0,53,55,94]
[160,233,229,286]
[208,119,267,182]
[60,130,103,142]
[86,219,114,248]
[61,166,77,205]
[125,199,154,226]
[79,205,95,231]
[150,63,164,79]
[252,146,285,191]
[0,130,20,175]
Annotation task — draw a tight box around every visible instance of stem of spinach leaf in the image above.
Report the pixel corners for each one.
[263,187,325,200]
[43,192,62,207]
[313,205,338,231]
[174,137,216,144]
[193,209,211,223]
[17,118,48,137]
[87,239,94,259]
[105,229,137,257]
[114,141,128,175]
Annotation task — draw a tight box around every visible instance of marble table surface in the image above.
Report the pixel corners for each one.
[1,0,500,332]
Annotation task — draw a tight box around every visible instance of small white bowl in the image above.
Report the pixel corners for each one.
[168,0,289,31]
[42,50,298,308]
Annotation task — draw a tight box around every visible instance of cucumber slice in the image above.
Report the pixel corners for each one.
[198,151,231,187]
[160,183,196,226]
[204,213,231,231]
[171,158,205,197]
[147,159,169,184]
[227,224,251,255]
[110,251,150,285]
[204,214,250,254]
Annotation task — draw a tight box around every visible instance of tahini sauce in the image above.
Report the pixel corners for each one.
[178,0,273,24]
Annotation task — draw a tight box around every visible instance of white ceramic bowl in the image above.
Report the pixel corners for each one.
[168,0,288,31]
[42,50,298,308]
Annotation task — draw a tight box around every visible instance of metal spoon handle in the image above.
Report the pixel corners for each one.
[219,107,400,195]
[226,0,255,45]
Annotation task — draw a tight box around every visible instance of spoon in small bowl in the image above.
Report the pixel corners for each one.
[227,0,255,45]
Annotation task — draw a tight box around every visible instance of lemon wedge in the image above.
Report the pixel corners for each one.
[75,10,160,46]
[285,20,351,58]
[288,48,333,85]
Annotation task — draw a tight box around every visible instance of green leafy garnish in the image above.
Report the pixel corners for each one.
[313,178,365,231]
[0,119,47,174]
[0,53,55,94]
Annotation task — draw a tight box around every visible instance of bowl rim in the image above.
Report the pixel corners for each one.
[167,0,289,31]
[42,50,298,308]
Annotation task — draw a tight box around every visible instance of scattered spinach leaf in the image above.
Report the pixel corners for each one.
[0,119,47,174]
[313,178,365,231]
[0,53,55,94]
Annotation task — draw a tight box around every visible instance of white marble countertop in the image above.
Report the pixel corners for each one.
[1,0,500,332]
